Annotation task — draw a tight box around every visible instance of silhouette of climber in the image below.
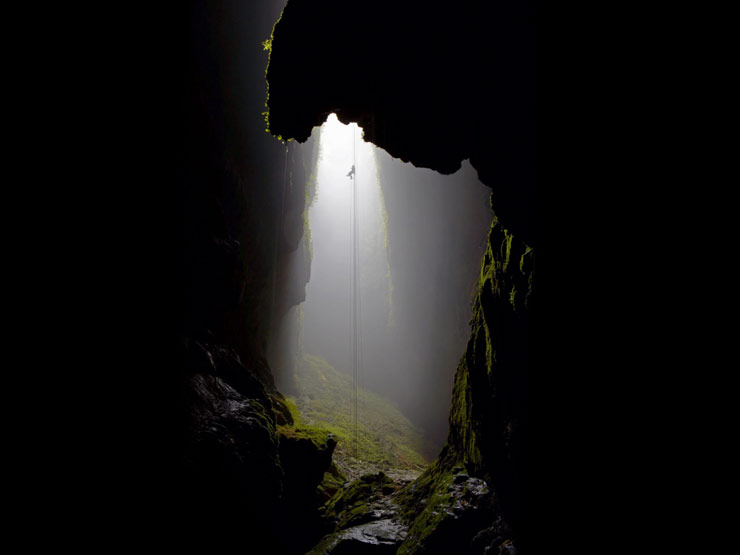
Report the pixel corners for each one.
[346,164,355,179]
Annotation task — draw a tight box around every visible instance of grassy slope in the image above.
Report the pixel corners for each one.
[288,354,428,477]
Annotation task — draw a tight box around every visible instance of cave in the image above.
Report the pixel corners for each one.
[161,1,534,553]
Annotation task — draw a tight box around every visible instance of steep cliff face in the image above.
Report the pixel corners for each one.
[266,1,534,550]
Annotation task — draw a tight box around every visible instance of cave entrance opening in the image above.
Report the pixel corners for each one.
[269,113,492,482]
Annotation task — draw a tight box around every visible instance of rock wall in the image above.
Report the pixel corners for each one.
[267,0,534,246]
[446,213,532,538]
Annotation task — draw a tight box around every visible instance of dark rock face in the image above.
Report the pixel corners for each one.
[176,340,283,545]
[319,519,407,554]
[276,427,338,552]
[448,216,532,531]
[267,0,534,245]
[177,340,339,551]
[279,429,337,496]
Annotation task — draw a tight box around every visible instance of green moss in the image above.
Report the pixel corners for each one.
[318,461,347,501]
[322,472,393,529]
[520,246,533,273]
[509,283,517,308]
[394,454,468,554]
[293,354,428,471]
[485,323,494,377]
[262,9,284,137]
[270,394,295,426]
[277,424,334,451]
[447,354,483,469]
[282,395,302,425]
[502,229,514,272]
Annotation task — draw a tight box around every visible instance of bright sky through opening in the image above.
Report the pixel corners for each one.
[302,114,392,392]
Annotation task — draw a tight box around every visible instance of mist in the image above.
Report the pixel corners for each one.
[269,114,492,457]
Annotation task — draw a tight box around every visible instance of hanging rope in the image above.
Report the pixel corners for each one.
[350,125,360,461]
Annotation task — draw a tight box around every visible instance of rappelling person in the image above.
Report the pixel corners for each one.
[346,164,355,179]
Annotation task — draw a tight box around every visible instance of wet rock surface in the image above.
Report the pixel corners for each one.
[176,340,284,546]
[393,457,519,555]
[318,519,407,554]
[309,468,513,555]
[310,472,410,554]
[176,340,337,552]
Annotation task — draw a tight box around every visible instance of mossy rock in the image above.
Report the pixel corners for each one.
[270,392,296,426]
[278,424,338,502]
[278,424,337,451]
[318,461,348,504]
[323,472,395,530]
[395,451,496,554]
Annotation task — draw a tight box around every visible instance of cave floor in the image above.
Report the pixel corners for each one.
[333,448,424,484]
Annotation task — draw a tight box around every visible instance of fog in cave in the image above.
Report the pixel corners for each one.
[269,114,492,456]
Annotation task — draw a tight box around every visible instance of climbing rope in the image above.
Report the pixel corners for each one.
[350,125,360,461]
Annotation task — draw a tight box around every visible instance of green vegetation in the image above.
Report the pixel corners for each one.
[277,424,334,451]
[317,461,346,502]
[282,395,302,424]
[262,10,283,136]
[270,393,295,426]
[276,394,348,502]
[288,354,428,476]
